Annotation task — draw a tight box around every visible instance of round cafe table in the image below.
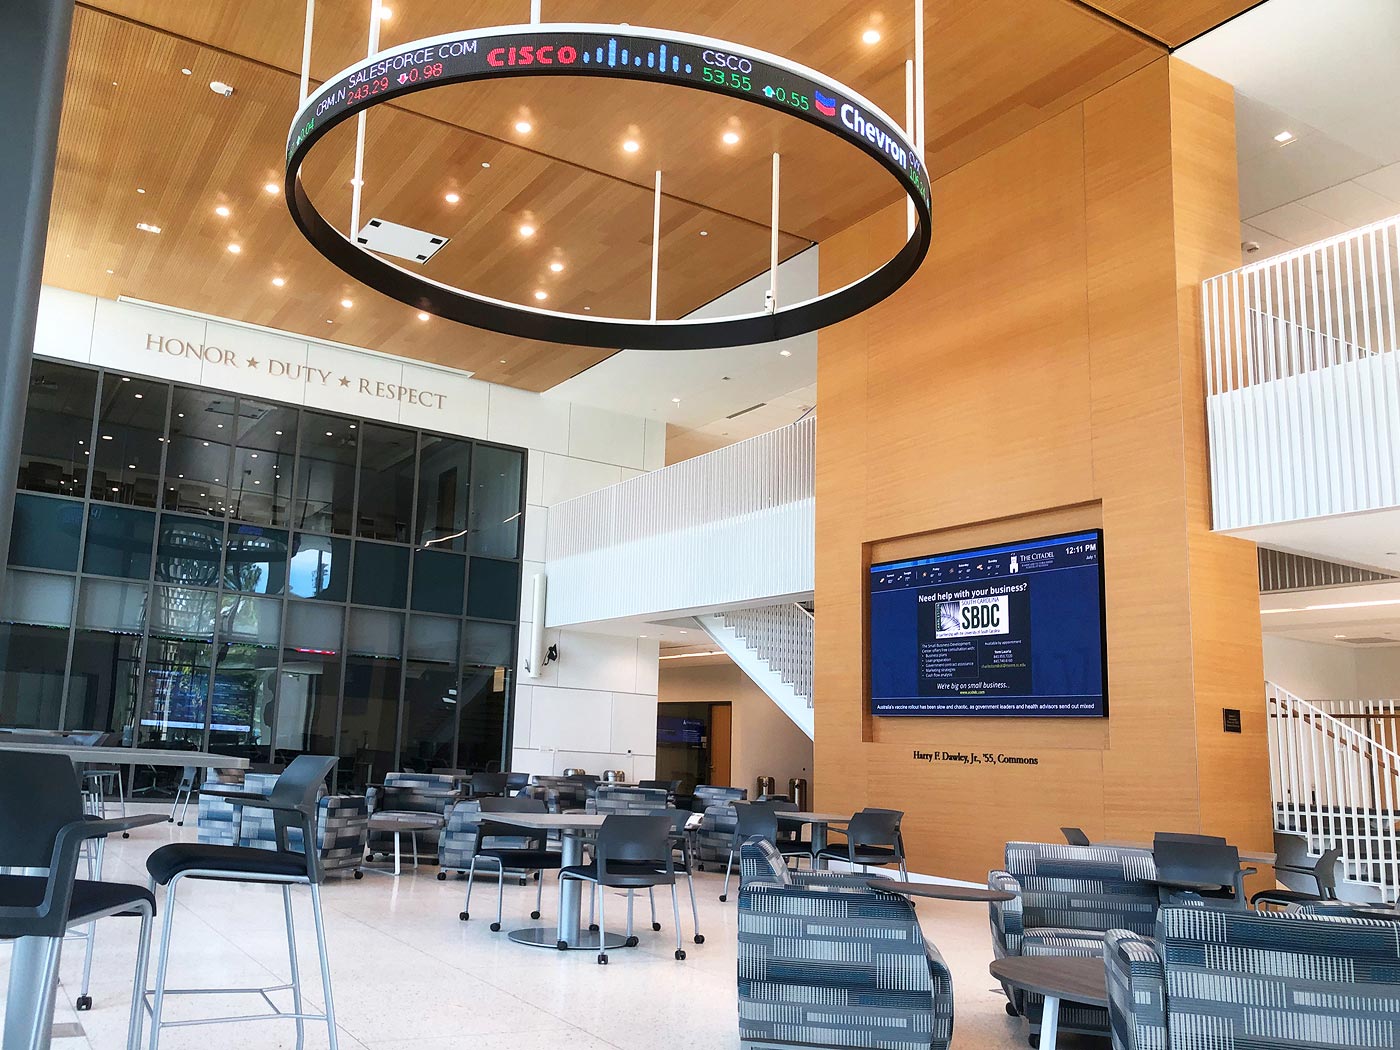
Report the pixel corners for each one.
[364,812,444,877]
[990,956,1108,1050]
[868,879,1016,902]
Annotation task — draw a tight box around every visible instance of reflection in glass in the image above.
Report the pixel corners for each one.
[0,624,69,729]
[285,601,343,653]
[91,373,167,509]
[9,494,82,571]
[18,360,97,497]
[83,505,156,580]
[401,615,460,772]
[0,570,74,627]
[466,558,520,621]
[288,534,349,601]
[352,542,409,608]
[416,435,470,551]
[277,648,340,767]
[356,422,416,542]
[148,585,217,640]
[294,413,357,535]
[78,579,149,632]
[137,637,211,750]
[230,400,298,525]
[469,444,523,558]
[341,608,403,789]
[66,631,142,737]
[164,388,234,517]
[156,515,224,587]
[462,621,514,667]
[457,663,510,773]
[225,526,288,595]
[411,549,465,615]
[212,595,280,758]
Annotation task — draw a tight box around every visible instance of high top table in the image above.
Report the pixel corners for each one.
[0,742,250,769]
[776,811,852,870]
[486,812,617,950]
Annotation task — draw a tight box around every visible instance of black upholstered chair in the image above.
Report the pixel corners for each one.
[144,755,341,1048]
[1061,826,1091,846]
[815,807,910,879]
[720,801,779,903]
[458,795,562,931]
[1252,845,1343,910]
[1150,838,1255,908]
[469,771,510,798]
[1,751,159,1050]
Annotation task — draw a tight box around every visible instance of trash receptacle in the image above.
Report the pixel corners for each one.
[755,776,776,798]
[788,778,809,810]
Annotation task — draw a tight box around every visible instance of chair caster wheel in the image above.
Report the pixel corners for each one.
[437,872,447,881]
[694,934,705,944]
[490,922,501,932]
[460,911,469,921]
[167,817,174,824]
[651,922,661,931]
[520,878,527,886]
[557,940,568,950]
[76,996,91,1012]
[674,949,686,961]
[366,854,374,862]
[353,870,364,880]
[625,935,639,947]
[718,894,727,902]
[1006,1003,1019,1017]
[122,832,129,839]
[589,923,599,932]
[531,910,541,919]
[597,954,609,965]
[176,821,184,827]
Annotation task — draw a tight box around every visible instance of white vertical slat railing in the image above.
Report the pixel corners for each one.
[1267,683,1400,898]
[1203,215,1400,531]
[719,602,814,707]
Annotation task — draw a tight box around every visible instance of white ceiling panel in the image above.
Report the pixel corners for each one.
[1297,180,1400,230]
[1247,201,1349,248]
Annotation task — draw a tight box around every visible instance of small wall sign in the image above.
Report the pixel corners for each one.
[1222,708,1242,734]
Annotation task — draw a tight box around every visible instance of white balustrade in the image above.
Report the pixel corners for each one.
[720,603,814,706]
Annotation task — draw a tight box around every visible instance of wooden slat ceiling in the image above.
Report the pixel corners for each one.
[1078,0,1263,48]
[44,0,1256,391]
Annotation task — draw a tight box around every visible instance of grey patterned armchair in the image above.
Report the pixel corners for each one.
[197,771,368,876]
[739,839,954,1050]
[693,784,747,866]
[366,772,459,855]
[1107,904,1400,1049]
[990,841,1158,1042]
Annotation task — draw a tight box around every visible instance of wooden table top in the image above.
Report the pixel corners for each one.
[1096,840,1276,865]
[488,812,609,831]
[0,742,250,768]
[776,811,852,825]
[872,880,1016,902]
[990,956,1108,1007]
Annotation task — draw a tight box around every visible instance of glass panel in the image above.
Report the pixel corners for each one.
[411,549,465,615]
[163,388,234,517]
[155,515,224,587]
[78,579,149,632]
[225,525,288,595]
[293,412,357,535]
[342,608,403,789]
[286,601,344,653]
[407,615,458,662]
[0,624,69,729]
[148,585,218,639]
[0,571,74,627]
[211,594,280,758]
[276,648,341,767]
[66,630,142,738]
[10,494,82,571]
[18,360,97,497]
[137,637,211,749]
[415,435,470,551]
[402,630,461,775]
[356,422,416,542]
[457,663,509,774]
[229,400,298,525]
[288,534,349,601]
[352,542,409,608]
[83,505,156,580]
[462,621,514,667]
[91,373,167,509]
[469,444,524,558]
[466,558,520,621]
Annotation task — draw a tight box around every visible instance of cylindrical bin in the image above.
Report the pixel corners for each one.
[755,775,776,798]
[788,778,809,810]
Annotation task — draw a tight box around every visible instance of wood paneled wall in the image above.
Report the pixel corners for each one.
[814,57,1270,882]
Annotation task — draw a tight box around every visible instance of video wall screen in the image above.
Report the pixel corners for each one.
[868,530,1107,718]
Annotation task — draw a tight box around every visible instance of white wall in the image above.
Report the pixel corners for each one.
[1264,635,1400,700]
[32,286,662,777]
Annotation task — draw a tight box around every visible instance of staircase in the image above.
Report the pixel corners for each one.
[697,602,813,740]
[1267,683,1400,899]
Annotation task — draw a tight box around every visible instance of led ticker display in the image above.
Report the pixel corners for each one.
[284,23,931,351]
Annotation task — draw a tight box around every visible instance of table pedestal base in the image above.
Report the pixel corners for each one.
[507,927,628,951]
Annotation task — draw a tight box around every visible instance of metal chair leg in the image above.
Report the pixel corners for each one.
[533,867,545,919]
[648,886,660,931]
[720,849,735,901]
[494,860,506,932]
[596,882,609,965]
[899,859,908,881]
[149,879,181,1050]
[670,882,685,959]
[126,904,153,1050]
[461,856,479,920]
[625,889,636,943]
[685,869,703,944]
[282,885,305,1050]
[4,935,63,1050]
[309,883,339,1050]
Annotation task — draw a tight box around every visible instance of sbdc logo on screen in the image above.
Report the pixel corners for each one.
[935,595,1010,638]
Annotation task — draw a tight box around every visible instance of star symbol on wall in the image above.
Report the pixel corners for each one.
[246,358,259,370]
[338,376,350,387]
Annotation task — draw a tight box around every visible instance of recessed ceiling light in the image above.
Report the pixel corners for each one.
[699,230,709,237]
[100,434,113,441]
[215,205,230,217]
[444,192,461,204]
[622,139,641,153]
[325,431,333,437]
[120,377,130,383]
[264,182,278,194]
[1274,130,1295,143]
[136,187,146,194]
[377,5,392,19]
[105,268,114,275]
[534,290,548,301]
[227,243,241,254]
[549,261,564,273]
[583,305,591,311]
[779,349,792,357]
[340,298,354,308]
[861,28,882,44]
[514,120,533,134]
[349,178,364,187]
[519,224,536,238]
[127,464,136,469]
[481,161,492,169]
[499,358,507,364]
[180,68,192,76]
[349,424,356,429]
[1335,634,1348,639]
[325,319,333,324]
[216,423,223,428]
[250,453,258,458]
[136,222,161,234]
[721,131,740,145]
[671,397,681,403]
[271,276,286,287]
[134,392,143,399]
[417,311,430,321]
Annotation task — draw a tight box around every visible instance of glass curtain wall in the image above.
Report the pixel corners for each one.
[3,359,523,788]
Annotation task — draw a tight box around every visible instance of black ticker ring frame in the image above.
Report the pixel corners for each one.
[285,23,931,351]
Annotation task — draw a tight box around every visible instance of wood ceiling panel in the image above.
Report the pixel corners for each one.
[1077,0,1262,47]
